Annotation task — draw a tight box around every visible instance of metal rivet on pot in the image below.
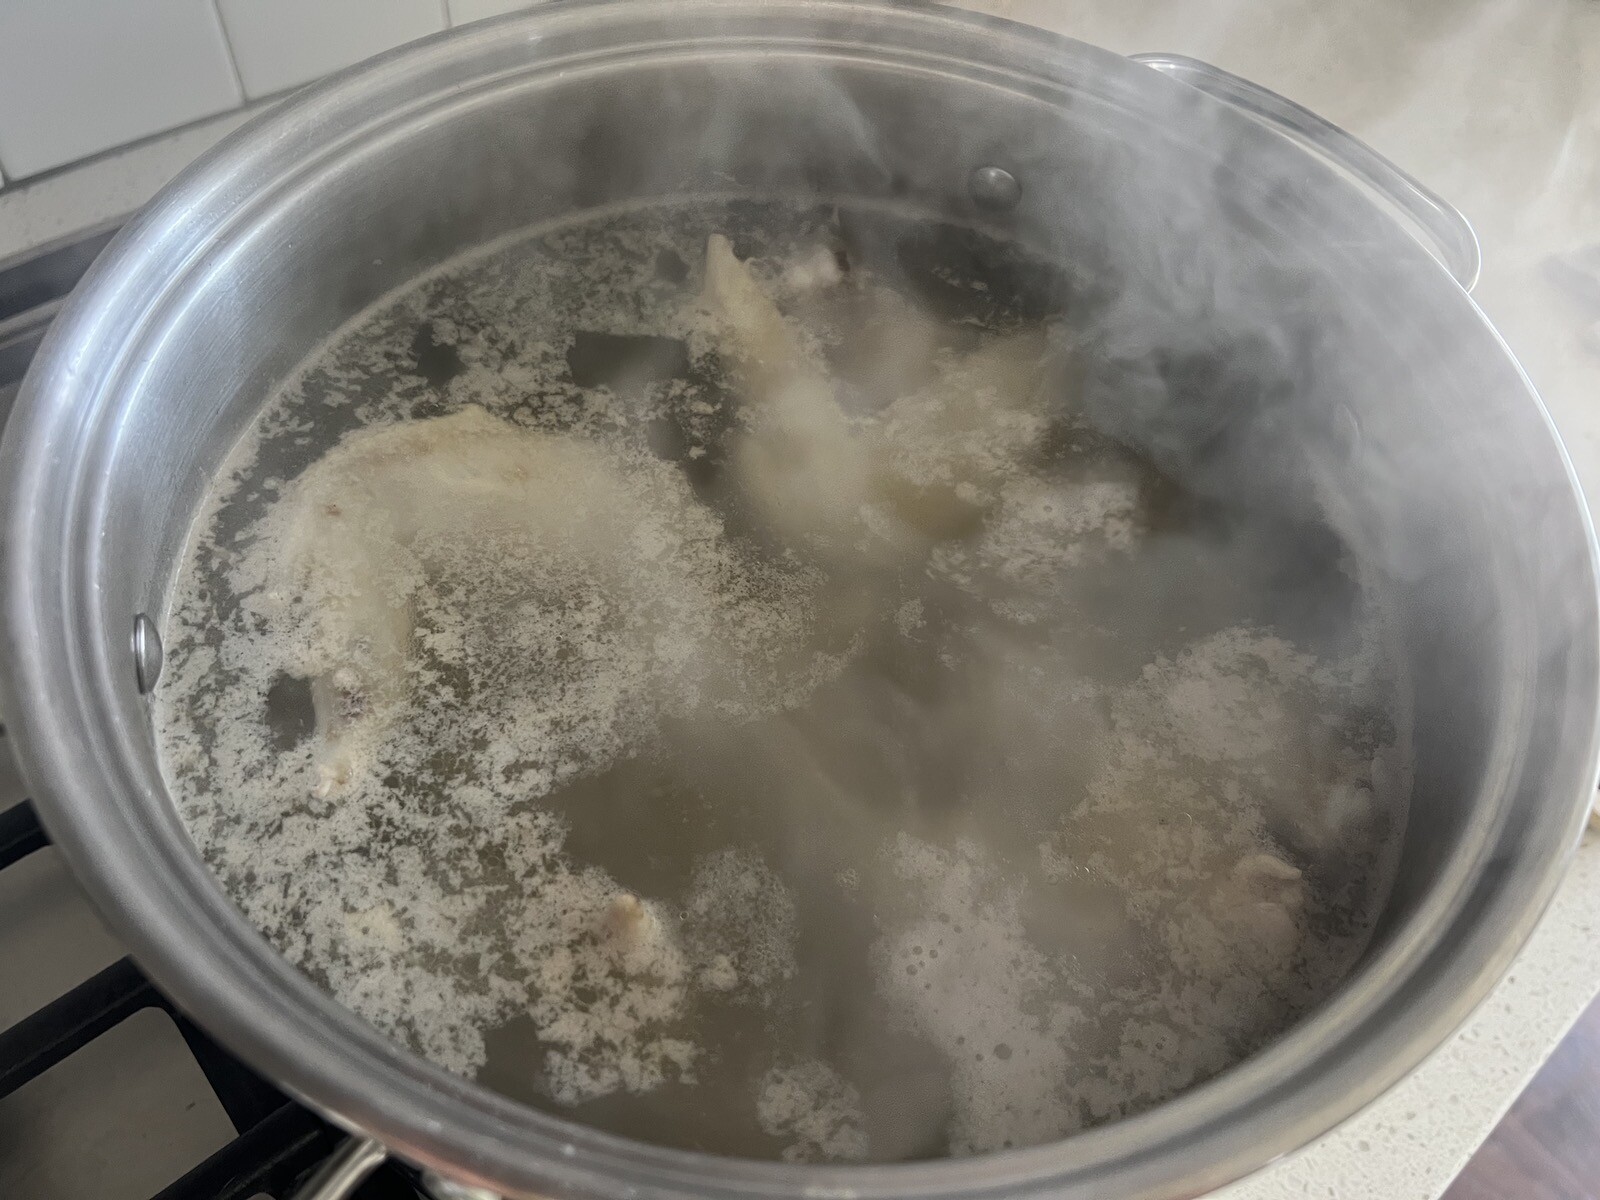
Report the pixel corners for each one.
[132,614,163,694]
[968,165,1021,212]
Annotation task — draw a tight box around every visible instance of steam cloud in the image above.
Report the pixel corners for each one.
[154,0,1596,1166]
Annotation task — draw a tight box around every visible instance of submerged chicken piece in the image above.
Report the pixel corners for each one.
[600,892,676,977]
[1212,850,1307,962]
[874,326,1057,540]
[702,234,882,558]
[697,235,1062,557]
[268,406,708,795]
[284,534,412,798]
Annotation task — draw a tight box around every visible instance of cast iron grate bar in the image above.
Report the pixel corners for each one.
[0,949,417,1198]
[0,297,63,389]
[150,1102,341,1200]
[0,799,45,870]
[0,219,121,388]
[170,1010,292,1134]
[151,1102,425,1200]
[0,955,155,1099]
[0,797,407,1197]
[0,801,292,1127]
[0,219,121,322]
[0,948,293,1127]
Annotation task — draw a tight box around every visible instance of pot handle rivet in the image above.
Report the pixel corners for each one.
[969,165,1021,212]
[132,614,163,695]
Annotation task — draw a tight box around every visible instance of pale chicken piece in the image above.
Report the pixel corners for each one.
[781,243,847,293]
[1233,852,1303,883]
[700,234,819,401]
[697,235,1060,556]
[603,892,655,941]
[600,892,674,976]
[269,406,695,796]
[873,327,1056,540]
[274,476,417,797]
[1212,850,1307,962]
[702,234,883,559]
[1270,778,1380,860]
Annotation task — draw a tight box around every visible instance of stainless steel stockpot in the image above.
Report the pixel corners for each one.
[3,3,1595,1198]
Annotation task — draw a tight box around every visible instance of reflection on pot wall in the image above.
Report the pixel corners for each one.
[0,0,463,182]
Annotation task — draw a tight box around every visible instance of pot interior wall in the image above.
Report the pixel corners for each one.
[83,45,1570,1088]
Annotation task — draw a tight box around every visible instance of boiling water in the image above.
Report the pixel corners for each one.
[156,199,1410,1162]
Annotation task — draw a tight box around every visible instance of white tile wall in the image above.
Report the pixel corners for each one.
[0,0,566,190]
[0,0,243,182]
[447,0,538,25]
[216,0,447,99]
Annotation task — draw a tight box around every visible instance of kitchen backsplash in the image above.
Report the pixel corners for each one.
[0,0,539,186]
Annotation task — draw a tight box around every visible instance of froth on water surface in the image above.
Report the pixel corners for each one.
[156,198,1410,1162]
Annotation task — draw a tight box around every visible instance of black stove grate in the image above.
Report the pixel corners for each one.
[0,801,423,1200]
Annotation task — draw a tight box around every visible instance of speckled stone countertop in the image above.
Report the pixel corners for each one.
[1,4,1595,1196]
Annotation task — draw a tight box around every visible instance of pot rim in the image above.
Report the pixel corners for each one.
[3,3,1597,1198]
